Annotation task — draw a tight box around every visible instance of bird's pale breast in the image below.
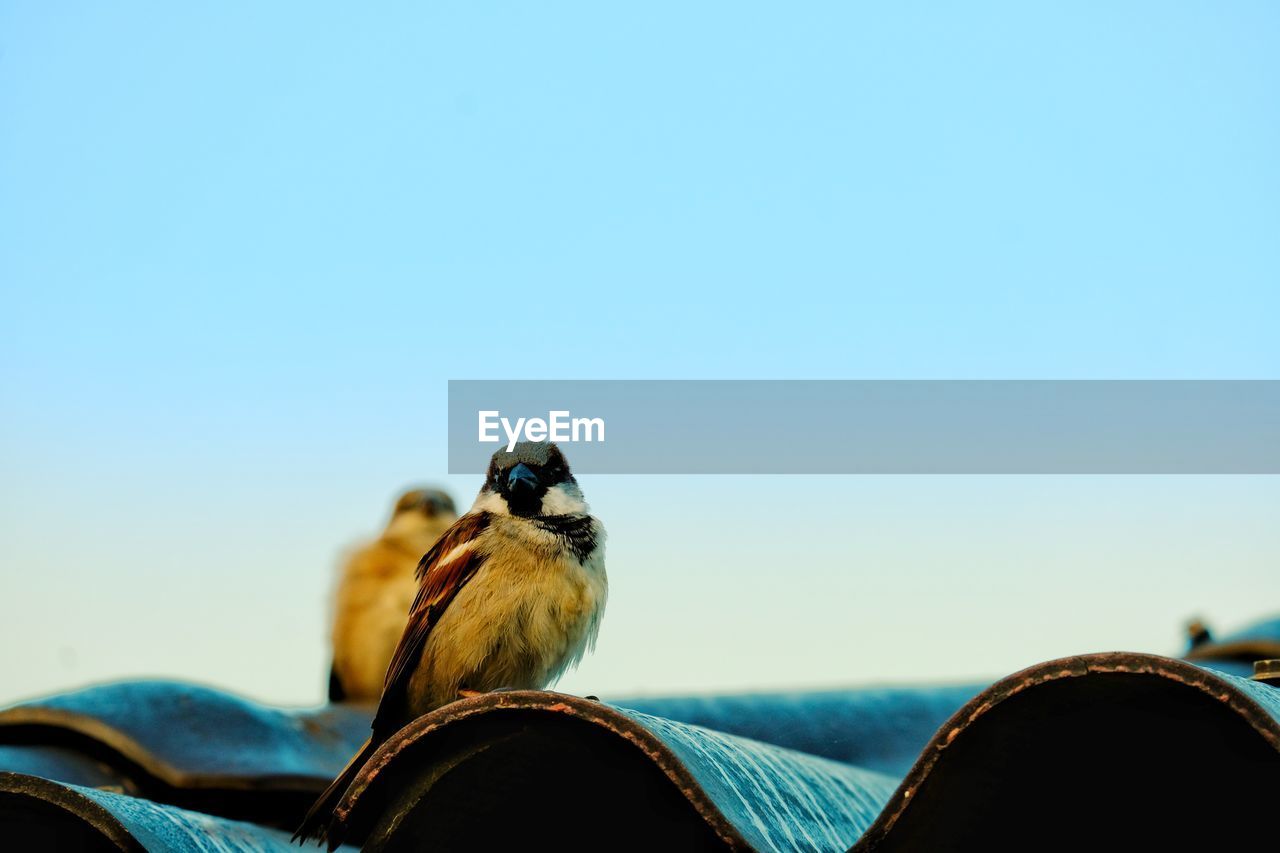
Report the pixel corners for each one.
[406,514,606,715]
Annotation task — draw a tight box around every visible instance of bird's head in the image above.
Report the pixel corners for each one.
[392,488,457,519]
[384,487,458,545]
[478,442,585,517]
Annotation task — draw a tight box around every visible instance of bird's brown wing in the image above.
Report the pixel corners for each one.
[371,510,493,736]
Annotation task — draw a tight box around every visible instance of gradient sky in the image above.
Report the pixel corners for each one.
[2,3,1277,707]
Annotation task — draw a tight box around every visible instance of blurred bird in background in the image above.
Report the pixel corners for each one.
[329,488,458,704]
[297,442,607,847]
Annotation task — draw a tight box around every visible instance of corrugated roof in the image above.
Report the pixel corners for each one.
[0,772,358,852]
[0,680,369,836]
[1,616,1278,851]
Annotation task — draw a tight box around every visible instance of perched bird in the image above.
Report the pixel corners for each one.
[328,487,458,704]
[296,441,607,847]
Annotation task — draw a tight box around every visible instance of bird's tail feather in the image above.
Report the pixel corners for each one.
[293,736,376,849]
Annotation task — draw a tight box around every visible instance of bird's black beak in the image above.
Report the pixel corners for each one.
[507,463,539,495]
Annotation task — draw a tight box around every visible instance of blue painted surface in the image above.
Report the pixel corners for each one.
[618,707,898,853]
[73,783,316,852]
[0,680,370,782]
[617,684,982,776]
[2,664,1277,851]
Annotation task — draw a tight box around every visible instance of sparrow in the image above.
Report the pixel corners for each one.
[328,487,458,704]
[295,441,607,847]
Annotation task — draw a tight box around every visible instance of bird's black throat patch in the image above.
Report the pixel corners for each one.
[534,514,598,562]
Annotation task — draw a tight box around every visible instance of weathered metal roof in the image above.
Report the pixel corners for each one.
[0,772,357,851]
[0,680,369,832]
[1184,613,1280,673]
[329,691,901,851]
[0,680,370,787]
[854,653,1280,852]
[312,653,1280,852]
[2,624,1278,851]
[618,683,983,777]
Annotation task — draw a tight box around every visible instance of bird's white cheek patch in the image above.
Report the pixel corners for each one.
[470,492,510,515]
[541,483,587,516]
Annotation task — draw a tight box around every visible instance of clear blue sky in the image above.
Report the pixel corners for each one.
[2,3,1277,706]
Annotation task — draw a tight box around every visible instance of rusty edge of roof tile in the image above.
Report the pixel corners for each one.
[850,651,1280,851]
[333,691,759,850]
[0,680,371,793]
[325,652,1280,852]
[0,771,359,852]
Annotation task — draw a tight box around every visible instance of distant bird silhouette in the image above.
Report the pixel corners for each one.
[328,488,457,703]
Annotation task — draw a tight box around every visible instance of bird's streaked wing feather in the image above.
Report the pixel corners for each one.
[372,510,492,735]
